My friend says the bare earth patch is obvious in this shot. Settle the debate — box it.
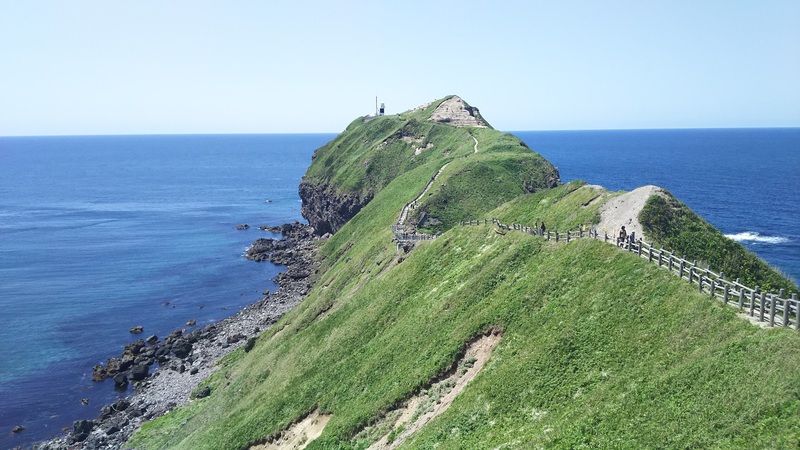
[597,185,666,241]
[428,96,488,128]
[360,329,503,449]
[249,409,332,450]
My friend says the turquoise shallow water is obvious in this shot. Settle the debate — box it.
[0,134,334,448]
[0,129,797,448]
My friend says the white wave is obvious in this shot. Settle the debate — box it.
[725,231,789,244]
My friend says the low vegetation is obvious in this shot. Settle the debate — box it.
[640,192,797,292]
[129,98,800,449]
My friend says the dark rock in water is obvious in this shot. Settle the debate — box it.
[92,364,108,382]
[236,224,250,230]
[186,319,196,326]
[194,386,211,399]
[146,334,159,344]
[12,425,25,433]
[130,364,149,381]
[81,398,90,406]
[113,373,129,389]
[129,325,144,334]
[124,339,146,356]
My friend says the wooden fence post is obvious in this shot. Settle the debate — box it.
[769,292,777,326]
[759,289,767,322]
[689,264,695,284]
[679,259,685,279]
[779,289,788,327]
[738,287,745,310]
[724,284,729,304]
[751,286,759,316]
[710,279,716,299]
[648,245,653,263]
[638,239,643,257]
[555,231,559,242]
[699,274,704,293]
[658,248,664,266]
[567,230,570,243]
[794,294,799,331]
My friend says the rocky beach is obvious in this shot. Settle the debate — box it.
[34,223,321,450]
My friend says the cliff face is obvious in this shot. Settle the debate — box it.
[298,180,372,236]
[298,95,560,236]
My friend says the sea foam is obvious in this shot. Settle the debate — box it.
[725,231,789,244]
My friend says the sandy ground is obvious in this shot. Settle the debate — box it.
[249,410,331,450]
[597,185,666,241]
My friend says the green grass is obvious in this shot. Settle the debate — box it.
[129,223,800,449]
[128,101,800,449]
[640,192,798,292]
[491,180,608,231]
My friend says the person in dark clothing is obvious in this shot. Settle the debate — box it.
[540,222,546,235]
[618,226,627,246]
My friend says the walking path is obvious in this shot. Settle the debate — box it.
[460,217,800,332]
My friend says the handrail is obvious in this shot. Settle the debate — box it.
[459,217,799,332]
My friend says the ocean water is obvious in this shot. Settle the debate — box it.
[0,134,334,448]
[0,129,797,448]
[513,128,800,285]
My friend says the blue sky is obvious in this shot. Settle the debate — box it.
[1,1,798,135]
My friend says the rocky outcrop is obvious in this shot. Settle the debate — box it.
[39,222,322,450]
[428,96,489,128]
[299,180,372,236]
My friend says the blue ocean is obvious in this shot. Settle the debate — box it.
[0,129,798,448]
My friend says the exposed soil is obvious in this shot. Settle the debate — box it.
[248,409,332,450]
[597,185,666,241]
[358,329,503,449]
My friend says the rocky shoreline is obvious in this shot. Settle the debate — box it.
[34,222,321,450]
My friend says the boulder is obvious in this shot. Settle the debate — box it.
[71,419,94,442]
[171,339,192,359]
[113,373,129,389]
[92,364,107,382]
[124,339,146,356]
[130,365,149,381]
[129,325,144,334]
[145,334,159,344]
[194,386,211,399]
[12,425,24,433]
[186,319,196,326]
[226,333,247,345]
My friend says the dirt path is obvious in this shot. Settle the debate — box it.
[597,185,666,241]
[471,135,478,153]
[396,163,450,228]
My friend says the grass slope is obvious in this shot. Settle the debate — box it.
[640,192,797,292]
[130,204,800,449]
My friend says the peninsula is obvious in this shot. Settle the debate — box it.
[52,96,800,449]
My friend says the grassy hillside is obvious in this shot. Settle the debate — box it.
[640,192,797,292]
[128,99,799,449]
[129,168,800,449]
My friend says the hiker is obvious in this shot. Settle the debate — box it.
[618,226,627,246]
[540,222,546,236]
[629,231,636,248]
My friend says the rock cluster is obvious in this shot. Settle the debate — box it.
[37,222,321,450]
[299,180,370,236]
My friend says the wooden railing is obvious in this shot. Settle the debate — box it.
[460,218,799,331]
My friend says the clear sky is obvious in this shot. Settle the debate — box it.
[1,1,798,135]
